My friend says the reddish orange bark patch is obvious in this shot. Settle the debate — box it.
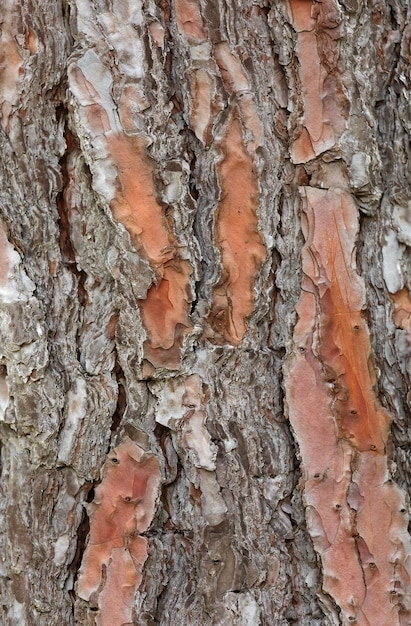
[286,289,366,620]
[288,0,345,163]
[69,63,193,367]
[106,133,193,367]
[208,118,266,345]
[287,0,316,32]
[77,438,161,625]
[189,69,214,145]
[107,134,172,266]
[285,187,411,624]
[300,187,390,452]
[214,43,251,95]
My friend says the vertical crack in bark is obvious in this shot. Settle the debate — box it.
[69,485,92,598]
[110,355,125,433]
[56,120,78,269]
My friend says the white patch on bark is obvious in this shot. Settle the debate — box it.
[198,470,227,525]
[237,592,261,625]
[382,228,404,293]
[58,378,87,464]
[153,378,187,429]
[53,535,70,565]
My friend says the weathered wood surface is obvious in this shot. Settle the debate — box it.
[0,0,411,624]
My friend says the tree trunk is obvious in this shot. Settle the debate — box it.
[1,0,411,624]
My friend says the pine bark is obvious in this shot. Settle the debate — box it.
[0,1,411,625]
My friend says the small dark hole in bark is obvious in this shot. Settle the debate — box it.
[86,486,95,503]
[111,457,119,464]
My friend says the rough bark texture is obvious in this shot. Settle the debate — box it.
[0,0,411,625]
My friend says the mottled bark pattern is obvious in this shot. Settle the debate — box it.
[0,0,410,625]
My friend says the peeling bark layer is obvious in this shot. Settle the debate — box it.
[282,0,411,623]
[77,437,161,626]
[285,187,411,624]
[287,0,346,163]
[0,0,411,625]
[208,116,266,344]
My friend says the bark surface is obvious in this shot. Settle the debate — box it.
[0,1,411,625]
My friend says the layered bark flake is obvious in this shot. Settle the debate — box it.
[0,0,24,132]
[77,437,161,626]
[208,117,266,345]
[68,7,194,369]
[284,187,411,624]
[283,2,411,621]
[153,374,217,472]
[287,0,346,163]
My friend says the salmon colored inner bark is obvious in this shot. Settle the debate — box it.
[281,16,411,622]
[288,0,345,163]
[285,187,411,624]
[77,437,161,626]
[208,117,266,344]
[300,188,390,453]
[106,133,193,367]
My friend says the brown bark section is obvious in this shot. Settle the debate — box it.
[68,63,193,369]
[0,0,411,625]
